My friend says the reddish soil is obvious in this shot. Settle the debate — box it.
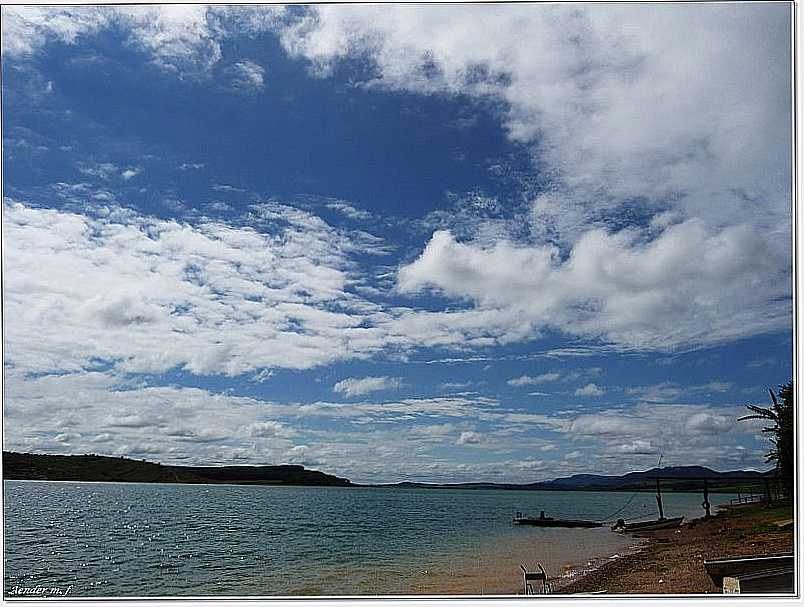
[558,503,794,594]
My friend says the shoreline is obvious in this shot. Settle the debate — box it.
[556,502,794,595]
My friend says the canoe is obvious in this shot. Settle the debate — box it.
[704,552,794,587]
[611,516,684,532]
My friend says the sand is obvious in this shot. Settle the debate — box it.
[557,502,794,595]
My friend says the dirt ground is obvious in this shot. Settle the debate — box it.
[558,502,794,595]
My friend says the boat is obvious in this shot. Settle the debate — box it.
[704,553,794,588]
[611,456,684,533]
[611,515,684,532]
[514,510,603,528]
[722,567,794,594]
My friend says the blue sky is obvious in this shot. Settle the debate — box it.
[2,4,793,483]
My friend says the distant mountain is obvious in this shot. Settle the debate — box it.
[371,466,771,492]
[2,452,352,487]
[3,454,769,491]
[534,466,769,491]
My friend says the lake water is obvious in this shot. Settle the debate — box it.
[3,481,735,597]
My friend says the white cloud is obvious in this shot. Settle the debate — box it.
[3,201,395,377]
[77,161,119,180]
[120,167,141,180]
[274,4,791,354]
[4,5,790,359]
[439,381,472,391]
[574,383,604,397]
[685,412,732,435]
[1,6,285,77]
[508,373,560,387]
[246,420,294,438]
[627,381,734,403]
[279,4,791,235]
[514,458,545,471]
[5,6,791,247]
[226,60,265,94]
[456,430,482,445]
[1,6,112,57]
[397,222,790,352]
[612,440,654,455]
[2,364,769,480]
[325,201,372,221]
[626,382,686,403]
[332,376,403,398]
[701,381,732,393]
[3,369,299,466]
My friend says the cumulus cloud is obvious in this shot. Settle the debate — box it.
[3,201,395,377]
[332,376,403,398]
[612,440,654,455]
[2,363,769,480]
[626,382,687,403]
[397,222,790,352]
[685,412,732,435]
[627,381,735,403]
[246,420,293,438]
[439,381,472,391]
[574,383,604,397]
[273,4,791,355]
[1,6,285,77]
[5,5,791,237]
[3,369,299,466]
[279,4,791,234]
[325,201,372,221]
[456,431,482,445]
[508,373,560,387]
[4,4,791,359]
[0,4,790,483]
[226,60,265,94]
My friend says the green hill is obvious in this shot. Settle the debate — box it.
[2,452,352,487]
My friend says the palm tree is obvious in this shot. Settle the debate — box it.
[739,381,793,493]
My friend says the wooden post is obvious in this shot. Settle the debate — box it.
[764,478,774,506]
[656,477,665,520]
[702,479,711,518]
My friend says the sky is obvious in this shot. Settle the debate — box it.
[1,3,794,484]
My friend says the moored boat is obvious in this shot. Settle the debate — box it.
[611,515,684,532]
[611,458,684,533]
[514,510,603,528]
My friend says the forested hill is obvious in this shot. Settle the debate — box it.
[2,452,352,487]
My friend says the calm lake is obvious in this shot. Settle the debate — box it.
[4,481,735,596]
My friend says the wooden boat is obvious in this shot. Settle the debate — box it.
[514,511,603,528]
[611,457,684,533]
[704,552,794,588]
[611,515,684,532]
[722,567,794,594]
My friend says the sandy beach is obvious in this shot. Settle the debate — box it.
[557,501,794,595]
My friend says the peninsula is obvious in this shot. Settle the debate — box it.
[2,452,352,487]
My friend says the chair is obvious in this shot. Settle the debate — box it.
[520,562,552,594]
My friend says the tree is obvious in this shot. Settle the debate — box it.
[739,381,794,493]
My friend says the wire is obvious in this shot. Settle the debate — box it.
[599,491,643,523]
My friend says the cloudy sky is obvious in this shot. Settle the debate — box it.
[2,4,793,483]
